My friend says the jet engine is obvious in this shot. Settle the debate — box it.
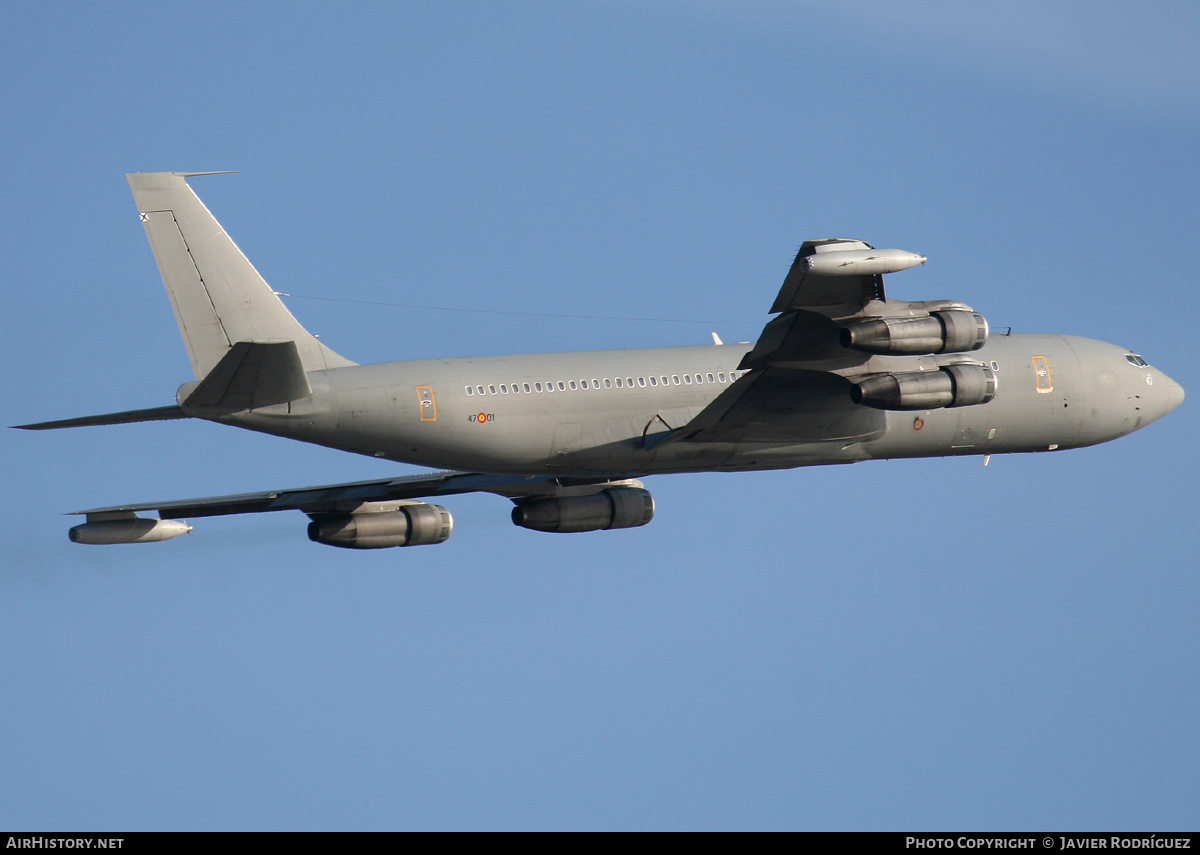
[852,364,997,410]
[841,310,988,355]
[512,487,655,534]
[307,503,453,549]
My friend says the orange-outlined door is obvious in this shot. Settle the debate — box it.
[1031,356,1053,393]
[416,385,437,421]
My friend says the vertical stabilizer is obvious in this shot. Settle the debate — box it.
[127,172,355,379]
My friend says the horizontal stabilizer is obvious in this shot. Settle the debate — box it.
[181,340,311,410]
[14,405,188,431]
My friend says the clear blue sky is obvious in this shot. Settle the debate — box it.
[2,1,1197,831]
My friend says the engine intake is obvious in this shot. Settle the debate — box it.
[852,364,997,410]
[512,488,655,534]
[841,310,988,355]
[308,503,453,549]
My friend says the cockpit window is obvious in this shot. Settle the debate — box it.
[1125,354,1149,367]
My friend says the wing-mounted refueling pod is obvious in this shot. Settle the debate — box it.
[798,247,927,277]
[69,512,193,545]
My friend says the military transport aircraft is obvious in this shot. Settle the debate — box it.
[17,172,1184,549]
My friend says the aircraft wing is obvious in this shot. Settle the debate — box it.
[769,238,888,313]
[665,367,885,445]
[662,237,928,446]
[73,470,643,519]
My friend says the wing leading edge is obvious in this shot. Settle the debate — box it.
[73,471,646,519]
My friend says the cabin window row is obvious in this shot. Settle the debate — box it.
[465,371,744,397]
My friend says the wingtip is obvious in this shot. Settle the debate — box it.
[124,170,240,179]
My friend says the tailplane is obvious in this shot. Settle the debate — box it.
[127,171,355,379]
[15,341,311,430]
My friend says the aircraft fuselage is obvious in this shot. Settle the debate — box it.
[215,331,1181,477]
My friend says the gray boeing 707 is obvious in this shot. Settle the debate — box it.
[16,172,1184,549]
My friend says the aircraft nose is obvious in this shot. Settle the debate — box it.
[1165,374,1185,413]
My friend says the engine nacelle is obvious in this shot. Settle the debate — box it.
[841,310,988,355]
[852,364,997,410]
[512,487,655,534]
[307,503,453,549]
[69,516,193,544]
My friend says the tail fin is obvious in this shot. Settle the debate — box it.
[127,172,355,379]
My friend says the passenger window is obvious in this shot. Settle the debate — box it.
[476,385,485,395]
[649,376,658,386]
[718,372,726,383]
[466,386,474,396]
[615,378,622,388]
[557,381,565,391]
[569,380,577,390]
[706,373,714,383]
[535,382,543,392]
[604,378,612,389]
[523,383,531,393]
[638,377,646,387]
[488,385,496,395]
